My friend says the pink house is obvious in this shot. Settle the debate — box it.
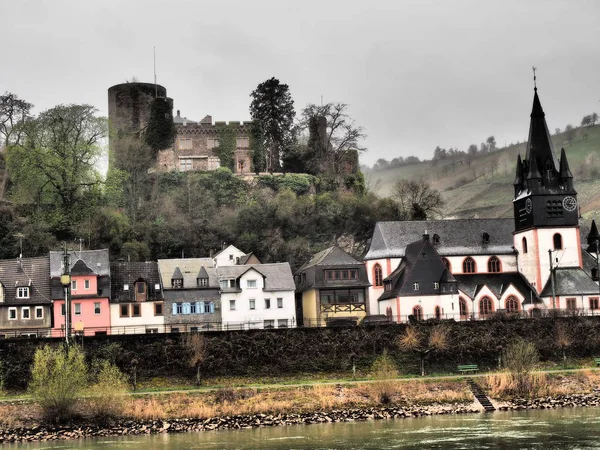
[50,250,111,336]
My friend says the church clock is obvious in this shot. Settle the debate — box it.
[562,196,577,212]
[525,198,533,214]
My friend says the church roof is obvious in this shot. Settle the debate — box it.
[540,267,599,297]
[455,272,541,304]
[525,88,559,174]
[364,219,515,260]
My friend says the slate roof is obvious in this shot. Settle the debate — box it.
[454,272,541,304]
[0,256,51,305]
[110,261,163,303]
[238,253,259,265]
[378,237,457,301]
[581,250,598,280]
[364,219,516,260]
[540,267,600,297]
[157,258,218,290]
[71,259,94,275]
[298,246,364,271]
[49,249,110,277]
[217,263,295,291]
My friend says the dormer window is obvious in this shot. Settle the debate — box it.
[384,281,392,292]
[154,283,161,290]
[413,282,419,290]
[16,286,30,299]
[482,232,490,244]
[433,234,440,244]
[434,282,439,289]
[197,278,208,287]
[135,281,147,302]
[172,279,183,289]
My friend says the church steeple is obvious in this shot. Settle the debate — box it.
[587,219,600,253]
[525,89,559,185]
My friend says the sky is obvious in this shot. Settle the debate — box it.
[2,0,599,166]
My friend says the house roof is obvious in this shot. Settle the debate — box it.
[238,253,260,265]
[213,244,244,259]
[378,237,457,301]
[110,261,163,303]
[217,263,295,291]
[197,266,209,279]
[540,267,600,297]
[454,272,541,304]
[298,246,363,271]
[0,256,51,305]
[49,249,110,277]
[157,258,218,290]
[364,219,516,260]
[71,259,94,275]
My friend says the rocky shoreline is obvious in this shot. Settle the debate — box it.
[498,393,600,411]
[0,403,478,443]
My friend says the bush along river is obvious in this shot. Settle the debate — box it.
[4,407,600,449]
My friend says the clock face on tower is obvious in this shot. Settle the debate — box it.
[525,198,533,214]
[563,196,577,212]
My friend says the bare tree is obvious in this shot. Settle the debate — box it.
[184,333,208,386]
[397,326,449,376]
[392,179,444,220]
[554,322,573,368]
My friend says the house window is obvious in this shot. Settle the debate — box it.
[172,279,183,289]
[61,303,66,316]
[124,284,129,291]
[203,302,212,313]
[94,302,101,315]
[136,282,145,294]
[264,298,271,309]
[459,297,468,318]
[264,319,275,329]
[176,303,183,314]
[435,306,441,320]
[84,279,90,290]
[413,282,419,290]
[207,138,220,149]
[74,303,81,315]
[236,137,249,148]
[71,280,77,290]
[412,306,423,321]
[433,282,439,290]
[21,307,30,320]
[190,302,197,314]
[553,233,563,250]
[442,258,451,271]
[522,237,528,254]
[179,138,193,150]
[479,296,493,317]
[249,299,256,310]
[229,300,236,311]
[384,281,392,292]
[463,257,476,273]
[154,303,163,316]
[197,278,208,287]
[325,270,359,280]
[590,298,599,310]
[566,298,577,310]
[277,298,283,308]
[487,256,501,273]
[278,319,288,328]
[35,306,43,319]
[373,264,383,287]
[16,287,30,299]
[8,307,16,320]
[506,296,519,312]
[179,158,193,172]
[132,304,141,317]
[247,279,257,288]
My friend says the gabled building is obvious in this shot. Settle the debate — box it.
[157,258,220,331]
[0,256,51,337]
[110,261,164,333]
[295,246,371,326]
[213,245,260,268]
[50,249,111,336]
[218,263,296,329]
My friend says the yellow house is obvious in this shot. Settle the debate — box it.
[295,246,371,326]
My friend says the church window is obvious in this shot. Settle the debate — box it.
[434,306,441,320]
[479,296,493,317]
[487,256,501,273]
[566,298,577,310]
[463,257,476,273]
[590,298,599,310]
[505,296,519,312]
[373,264,383,287]
[553,233,563,250]
[412,305,423,321]
[459,297,468,319]
[522,237,528,254]
[442,258,451,271]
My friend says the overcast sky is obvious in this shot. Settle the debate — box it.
[2,0,599,166]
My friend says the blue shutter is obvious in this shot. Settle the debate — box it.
[196,302,201,314]
[183,302,190,315]
[172,303,178,315]
[210,302,215,314]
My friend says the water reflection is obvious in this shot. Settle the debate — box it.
[10,408,600,450]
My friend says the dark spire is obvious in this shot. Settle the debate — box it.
[513,154,523,196]
[525,89,559,177]
[527,149,542,181]
[587,219,600,253]
[559,148,573,179]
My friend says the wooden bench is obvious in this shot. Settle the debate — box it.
[457,364,479,374]
[594,358,600,367]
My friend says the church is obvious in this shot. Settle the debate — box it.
[364,87,600,321]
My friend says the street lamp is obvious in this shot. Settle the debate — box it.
[60,246,71,345]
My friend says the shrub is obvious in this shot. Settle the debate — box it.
[369,350,399,405]
[502,339,540,397]
[87,360,128,423]
[29,345,87,423]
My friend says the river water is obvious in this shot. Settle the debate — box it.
[8,408,600,449]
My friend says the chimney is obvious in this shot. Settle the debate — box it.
[177,109,181,117]
[423,230,430,241]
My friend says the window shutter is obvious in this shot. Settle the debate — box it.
[196,302,201,314]
[172,303,178,315]
[210,302,215,314]
[183,302,191,314]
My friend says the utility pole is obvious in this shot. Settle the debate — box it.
[60,244,71,345]
[549,249,556,309]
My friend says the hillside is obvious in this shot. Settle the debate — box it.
[367,124,600,219]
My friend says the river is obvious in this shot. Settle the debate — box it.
[8,408,600,449]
